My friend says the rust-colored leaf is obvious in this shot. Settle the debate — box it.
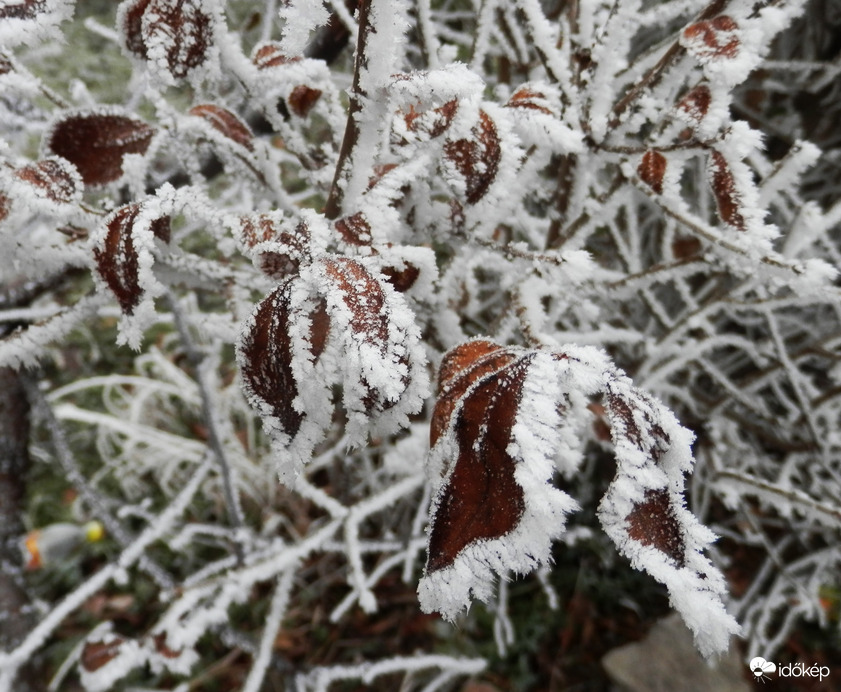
[239,214,312,279]
[606,392,671,463]
[252,41,299,69]
[119,0,151,58]
[46,112,154,186]
[444,110,501,205]
[626,488,686,567]
[709,150,745,230]
[189,104,254,151]
[151,632,181,659]
[93,203,170,314]
[677,83,711,122]
[94,204,142,315]
[334,212,371,246]
[239,282,305,438]
[14,158,81,204]
[288,85,322,118]
[405,99,458,139]
[426,352,533,573]
[80,638,125,672]
[506,86,554,115]
[637,150,667,195]
[141,0,213,80]
[380,262,420,293]
[682,15,740,60]
[0,53,12,75]
[322,257,388,345]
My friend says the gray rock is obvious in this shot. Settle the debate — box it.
[601,613,749,692]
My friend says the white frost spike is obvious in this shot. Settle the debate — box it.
[278,0,330,56]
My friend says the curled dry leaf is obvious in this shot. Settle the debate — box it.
[93,202,170,315]
[682,16,740,61]
[46,110,155,186]
[709,150,745,230]
[638,150,667,195]
[444,110,501,205]
[420,340,577,619]
[189,104,254,152]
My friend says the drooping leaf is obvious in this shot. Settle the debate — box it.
[709,149,745,230]
[419,340,739,656]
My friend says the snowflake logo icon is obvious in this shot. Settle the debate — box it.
[750,657,776,683]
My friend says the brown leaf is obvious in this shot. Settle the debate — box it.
[238,214,312,279]
[444,110,501,205]
[80,638,125,672]
[427,347,534,573]
[637,150,667,195]
[626,488,686,567]
[93,203,170,314]
[0,53,12,75]
[288,85,322,118]
[404,99,459,139]
[119,0,151,58]
[709,150,745,230]
[189,104,254,151]
[677,83,711,122]
[46,112,155,186]
[682,15,740,60]
[606,392,671,462]
[14,158,81,204]
[506,86,554,115]
[252,41,299,69]
[379,262,420,293]
[142,0,213,79]
[240,285,302,437]
[334,212,372,246]
[151,632,181,659]
[322,258,388,346]
[0,0,46,20]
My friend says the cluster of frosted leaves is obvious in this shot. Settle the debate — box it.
[419,339,738,658]
[116,0,223,85]
[388,66,580,237]
[0,0,74,48]
[236,212,430,484]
